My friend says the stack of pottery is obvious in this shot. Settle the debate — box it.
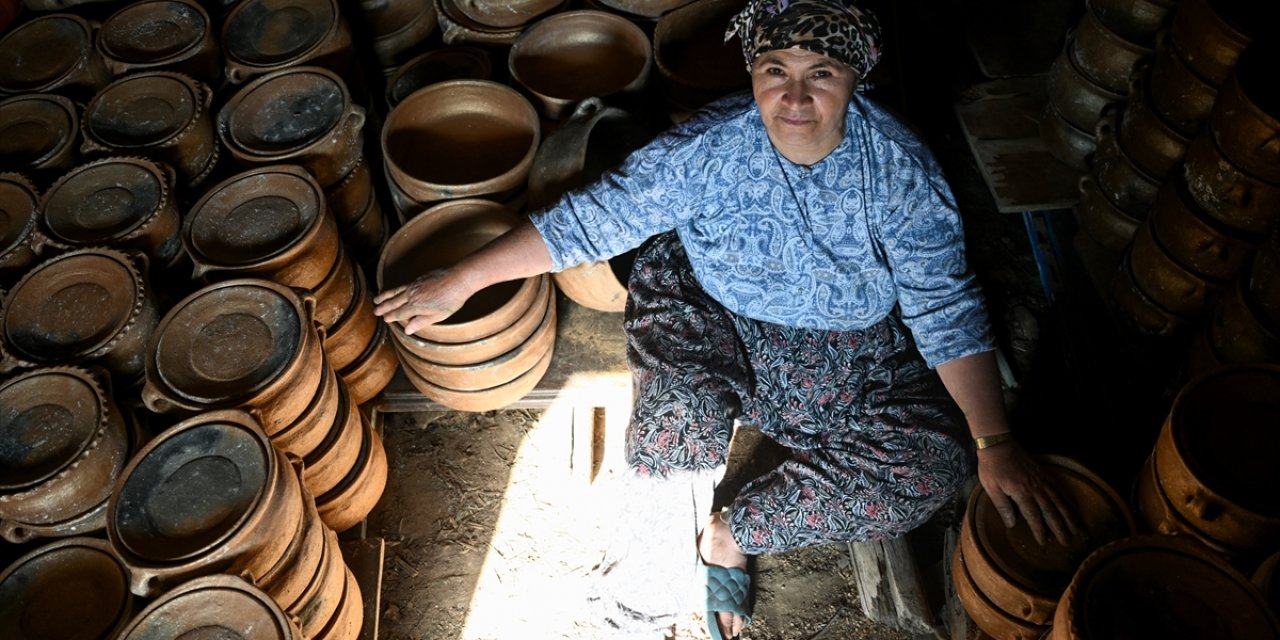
[95,0,224,85]
[378,199,557,411]
[434,0,557,46]
[1134,364,1280,570]
[0,13,110,102]
[0,537,139,640]
[0,93,81,187]
[115,575,302,640]
[355,0,438,72]
[1188,230,1280,370]
[0,173,44,286]
[220,0,354,85]
[0,366,141,544]
[953,455,1135,639]
[106,410,364,639]
[653,0,751,122]
[385,46,493,109]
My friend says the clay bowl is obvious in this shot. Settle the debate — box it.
[401,339,554,411]
[960,455,1135,626]
[313,565,363,640]
[0,93,80,182]
[1088,0,1179,45]
[1208,277,1280,365]
[183,165,340,291]
[323,262,378,371]
[1075,173,1141,256]
[290,526,352,637]
[381,80,540,204]
[108,409,305,597]
[222,0,353,84]
[97,0,222,83]
[1169,0,1251,86]
[326,156,374,230]
[40,156,181,265]
[1117,73,1191,180]
[269,364,340,458]
[1091,112,1160,219]
[310,246,358,330]
[368,0,438,70]
[1069,7,1153,94]
[1040,103,1096,171]
[143,278,326,433]
[1183,126,1280,237]
[1049,42,1126,133]
[315,414,388,532]
[81,71,216,187]
[593,0,693,18]
[0,537,137,640]
[435,0,527,47]
[1148,38,1219,136]
[338,319,399,405]
[1210,43,1280,184]
[0,13,110,101]
[1109,252,1193,338]
[1249,232,1280,329]
[508,10,652,121]
[451,0,559,28]
[257,491,326,610]
[0,173,45,281]
[653,0,752,117]
[386,46,492,109]
[301,377,363,497]
[377,198,541,343]
[116,574,303,640]
[1155,364,1280,551]
[398,278,556,390]
[951,545,1048,640]
[1,248,159,381]
[0,366,129,536]
[1133,452,1245,562]
[395,272,549,366]
[1127,217,1225,318]
[1148,170,1258,281]
[1052,535,1280,639]
[219,66,366,188]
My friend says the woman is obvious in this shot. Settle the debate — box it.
[375,1,1076,637]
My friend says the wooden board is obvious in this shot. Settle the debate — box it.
[340,537,386,640]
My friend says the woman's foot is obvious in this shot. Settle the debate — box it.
[699,511,750,639]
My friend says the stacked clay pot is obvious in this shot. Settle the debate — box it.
[953,455,1135,639]
[116,575,303,640]
[0,173,45,287]
[0,13,110,102]
[0,536,139,640]
[434,0,558,47]
[221,0,354,85]
[385,46,493,109]
[95,0,224,85]
[354,0,438,72]
[0,93,81,188]
[653,0,752,122]
[378,199,557,411]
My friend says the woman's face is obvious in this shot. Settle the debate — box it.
[751,47,858,166]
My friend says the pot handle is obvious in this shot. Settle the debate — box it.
[141,378,200,415]
[0,519,36,544]
[345,104,366,133]
[80,135,111,157]
[226,64,246,85]
[198,80,214,110]
[1186,489,1226,522]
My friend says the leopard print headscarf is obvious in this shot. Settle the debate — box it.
[725,0,882,79]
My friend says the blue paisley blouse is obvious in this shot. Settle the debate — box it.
[530,91,994,368]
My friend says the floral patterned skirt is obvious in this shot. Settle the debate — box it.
[623,232,972,553]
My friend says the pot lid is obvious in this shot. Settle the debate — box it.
[0,94,77,172]
[0,15,91,93]
[0,174,39,256]
[86,73,198,148]
[119,574,297,640]
[100,0,209,64]
[42,158,167,244]
[3,250,141,363]
[186,167,322,266]
[0,537,133,640]
[228,69,345,155]
[0,368,105,492]
[224,0,334,66]
[112,417,269,562]
[973,455,1133,597]
[153,281,303,403]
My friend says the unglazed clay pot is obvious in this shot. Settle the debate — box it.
[1210,42,1280,185]
[1089,0,1179,45]
[1069,8,1153,94]
[385,46,491,108]
[1168,0,1252,86]
[1147,170,1258,281]
[0,13,110,101]
[1148,38,1219,136]
[0,93,80,183]
[1183,126,1280,236]
[0,537,138,640]
[1207,282,1280,371]
[116,574,303,640]
[368,0,438,70]
[222,0,353,84]
[451,0,558,28]
[337,319,398,405]
[323,261,379,372]
[301,378,363,498]
[653,0,751,118]
[1109,252,1193,338]
[1126,217,1224,318]
[97,0,222,83]
[952,545,1047,640]
[1040,103,1095,171]
[314,411,387,532]
[1118,73,1191,180]
[1049,43,1126,133]
[0,173,46,283]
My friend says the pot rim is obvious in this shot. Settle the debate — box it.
[40,155,176,246]
[0,14,94,93]
[222,0,341,69]
[0,93,79,170]
[98,0,212,65]
[220,65,354,159]
[84,71,211,150]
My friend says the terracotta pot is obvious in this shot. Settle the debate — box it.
[951,545,1047,640]
[381,80,540,204]
[435,0,526,46]
[0,537,138,640]
[451,0,559,28]
[1249,232,1280,329]
[361,0,432,35]
[40,156,182,264]
[183,165,341,291]
[1,248,159,381]
[377,198,542,343]
[1117,73,1191,179]
[0,93,80,182]
[1154,364,1280,551]
[326,156,374,230]
[394,272,550,366]
[312,565,364,640]
[369,0,438,70]
[1069,8,1153,94]
[1148,39,1219,137]
[1148,170,1258,281]
[1076,171,1141,257]
[1183,126,1280,236]
[653,0,751,117]
[290,527,357,638]
[338,319,399,405]
[1210,45,1280,184]
[508,11,652,121]
[593,0,693,18]
[315,413,388,532]
[0,14,111,101]
[310,246,358,330]
[959,455,1135,627]
[1041,103,1096,171]
[324,262,379,371]
[1052,535,1279,640]
[219,66,366,188]
[143,278,326,434]
[108,410,306,597]
[258,491,326,610]
[1169,0,1251,86]
[1088,0,1179,45]
[0,173,45,282]
[1133,452,1244,562]
[398,279,556,390]
[1049,43,1126,133]
[81,71,217,187]
[301,378,363,497]
[1127,218,1224,317]
[117,574,303,640]
[401,339,554,411]
[97,0,222,83]
[386,46,492,109]
[269,364,340,458]
[1208,278,1280,365]
[1109,252,1193,338]
[1091,112,1160,218]
[0,367,129,539]
[343,192,389,262]
[222,0,353,84]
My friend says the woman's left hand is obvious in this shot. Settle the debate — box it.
[976,442,1080,546]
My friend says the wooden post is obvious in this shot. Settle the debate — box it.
[849,536,946,639]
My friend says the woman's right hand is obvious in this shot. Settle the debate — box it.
[373,269,471,335]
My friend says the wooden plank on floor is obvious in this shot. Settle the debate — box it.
[849,537,946,639]
[340,537,386,640]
